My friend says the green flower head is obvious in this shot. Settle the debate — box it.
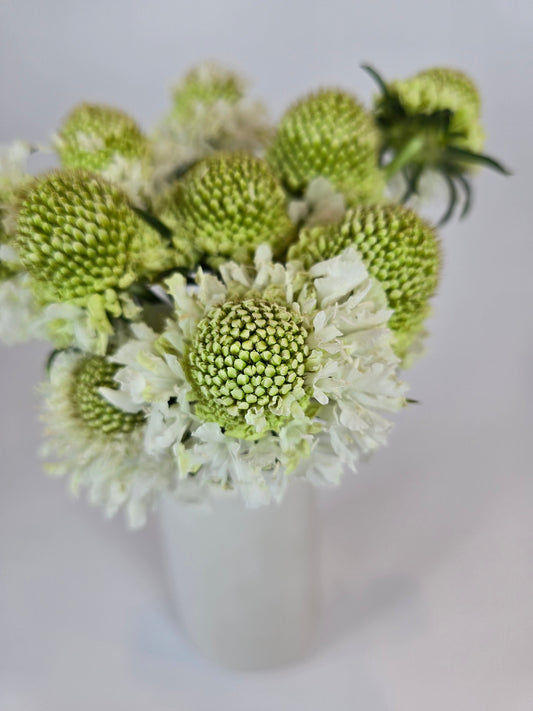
[289,203,441,362]
[56,103,148,173]
[72,355,145,435]
[14,170,170,313]
[374,67,484,158]
[41,349,171,528]
[365,65,509,224]
[266,89,385,203]
[160,153,294,267]
[171,62,246,124]
[187,298,310,438]
[155,63,271,178]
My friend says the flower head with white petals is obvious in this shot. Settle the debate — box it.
[1,59,499,528]
[113,246,407,506]
[41,350,177,527]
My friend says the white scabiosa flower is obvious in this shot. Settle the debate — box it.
[0,258,119,352]
[54,103,151,204]
[41,351,177,527]
[166,62,272,149]
[151,62,273,189]
[113,246,407,505]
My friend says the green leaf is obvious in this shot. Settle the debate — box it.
[456,174,473,219]
[132,206,173,241]
[401,164,423,203]
[445,146,512,175]
[361,64,391,99]
[437,173,458,227]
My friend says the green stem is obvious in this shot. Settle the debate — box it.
[129,282,167,304]
[384,137,425,180]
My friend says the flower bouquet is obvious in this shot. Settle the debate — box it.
[0,61,507,668]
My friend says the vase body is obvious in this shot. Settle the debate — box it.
[157,481,319,670]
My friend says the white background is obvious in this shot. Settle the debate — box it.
[1,1,532,709]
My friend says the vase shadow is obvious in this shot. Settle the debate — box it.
[319,573,426,651]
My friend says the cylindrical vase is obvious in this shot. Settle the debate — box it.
[158,481,319,670]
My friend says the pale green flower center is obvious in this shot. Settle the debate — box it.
[266,89,384,203]
[161,153,293,267]
[72,356,144,435]
[15,171,141,302]
[187,299,310,436]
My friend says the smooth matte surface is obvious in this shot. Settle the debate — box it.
[1,1,532,709]
[158,484,318,670]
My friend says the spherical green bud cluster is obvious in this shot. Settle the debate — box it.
[164,153,294,267]
[375,67,484,160]
[187,299,310,437]
[171,63,245,124]
[57,103,148,172]
[289,204,440,360]
[266,89,384,203]
[72,355,145,435]
[15,170,146,303]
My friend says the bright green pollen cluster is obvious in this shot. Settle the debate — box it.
[188,299,310,437]
[57,103,148,172]
[15,171,143,303]
[163,153,294,267]
[289,204,440,359]
[171,64,244,124]
[266,89,384,203]
[375,67,484,158]
[72,355,144,435]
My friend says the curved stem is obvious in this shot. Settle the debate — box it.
[46,348,65,374]
[384,137,425,180]
[132,206,173,242]
[437,173,458,227]
[129,282,167,305]
[456,174,473,219]
[361,64,391,99]
[444,146,512,175]
[401,164,423,203]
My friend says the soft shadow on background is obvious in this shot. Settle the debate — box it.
[1,1,532,709]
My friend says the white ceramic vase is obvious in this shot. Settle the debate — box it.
[157,481,320,670]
